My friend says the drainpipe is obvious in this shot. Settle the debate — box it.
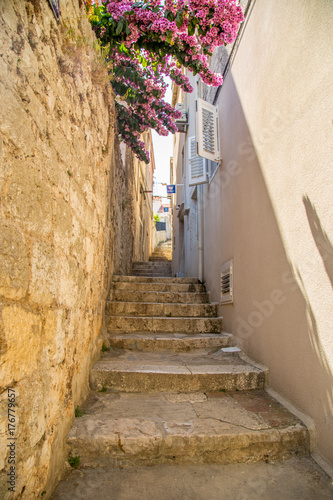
[198,184,204,283]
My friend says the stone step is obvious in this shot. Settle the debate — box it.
[150,250,172,253]
[112,282,206,293]
[113,276,199,284]
[132,269,172,274]
[107,315,223,334]
[132,267,172,277]
[152,250,172,253]
[90,350,264,392]
[132,261,171,269]
[132,264,171,267]
[111,290,210,304]
[149,258,172,262]
[132,270,172,275]
[107,333,233,351]
[150,252,172,256]
[67,390,308,468]
[132,273,173,278]
[106,302,219,318]
[132,270,172,276]
[132,269,172,278]
[151,252,172,255]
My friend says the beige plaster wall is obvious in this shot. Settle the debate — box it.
[202,0,333,466]
[0,0,137,497]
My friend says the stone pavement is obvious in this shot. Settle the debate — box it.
[53,458,333,499]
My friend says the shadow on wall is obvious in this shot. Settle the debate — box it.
[209,72,333,465]
[303,195,333,289]
[294,266,333,434]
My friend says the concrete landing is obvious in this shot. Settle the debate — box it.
[67,390,308,467]
[52,458,333,500]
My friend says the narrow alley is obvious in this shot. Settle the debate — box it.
[53,242,332,499]
[0,1,332,499]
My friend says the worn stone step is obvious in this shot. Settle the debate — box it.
[133,261,172,267]
[132,269,172,275]
[149,257,172,261]
[132,273,173,278]
[90,350,264,392]
[111,290,210,304]
[112,282,206,293]
[132,270,171,274]
[150,255,172,258]
[150,252,172,255]
[107,315,223,334]
[131,271,172,275]
[151,253,172,256]
[113,276,199,284]
[106,302,218,318]
[131,276,173,279]
[67,390,308,468]
[132,266,172,272]
[107,333,233,351]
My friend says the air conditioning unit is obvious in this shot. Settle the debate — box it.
[175,102,188,132]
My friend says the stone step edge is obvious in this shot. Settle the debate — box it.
[110,291,209,296]
[106,333,233,351]
[90,365,265,393]
[106,300,219,307]
[113,276,199,282]
[105,331,232,338]
[109,314,223,320]
[109,293,210,304]
[112,284,206,290]
[108,315,222,320]
[67,426,309,468]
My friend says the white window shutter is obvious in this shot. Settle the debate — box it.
[188,136,207,186]
[196,98,220,162]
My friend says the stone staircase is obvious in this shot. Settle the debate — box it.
[64,262,309,472]
[149,239,172,262]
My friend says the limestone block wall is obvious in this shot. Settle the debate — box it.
[132,131,155,263]
[0,0,135,497]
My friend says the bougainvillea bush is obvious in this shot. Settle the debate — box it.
[86,0,244,162]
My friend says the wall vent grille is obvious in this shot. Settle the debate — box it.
[220,259,233,304]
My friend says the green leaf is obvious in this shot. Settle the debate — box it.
[116,18,124,35]
[175,10,184,28]
[188,22,195,36]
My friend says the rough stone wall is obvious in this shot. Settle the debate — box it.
[0,0,135,497]
[132,130,155,263]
